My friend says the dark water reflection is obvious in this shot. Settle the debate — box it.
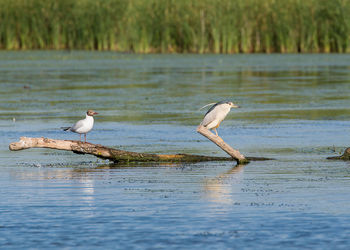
[1,52,350,249]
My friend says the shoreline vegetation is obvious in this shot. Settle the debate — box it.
[0,0,349,53]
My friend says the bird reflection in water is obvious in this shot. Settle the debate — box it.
[204,164,245,204]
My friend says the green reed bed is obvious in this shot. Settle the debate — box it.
[0,0,349,53]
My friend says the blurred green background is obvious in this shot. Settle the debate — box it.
[1,0,349,53]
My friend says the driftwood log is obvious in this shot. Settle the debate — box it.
[327,147,350,161]
[9,137,232,163]
[9,133,271,164]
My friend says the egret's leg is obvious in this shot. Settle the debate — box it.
[80,134,81,141]
[84,134,87,142]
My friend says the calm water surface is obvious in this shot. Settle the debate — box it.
[1,52,350,249]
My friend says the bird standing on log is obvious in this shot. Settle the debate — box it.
[61,110,98,142]
[200,101,240,136]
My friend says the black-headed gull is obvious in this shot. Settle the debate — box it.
[62,110,98,142]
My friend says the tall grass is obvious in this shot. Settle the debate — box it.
[0,0,349,53]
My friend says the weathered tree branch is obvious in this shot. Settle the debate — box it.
[196,125,249,164]
[9,136,272,163]
[9,137,234,163]
[327,147,350,161]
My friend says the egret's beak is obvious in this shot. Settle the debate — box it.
[232,104,240,108]
[93,112,99,115]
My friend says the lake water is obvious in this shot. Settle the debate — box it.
[1,52,350,249]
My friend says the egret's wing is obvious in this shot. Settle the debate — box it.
[70,119,84,132]
[204,101,226,116]
[201,106,220,126]
[198,102,217,111]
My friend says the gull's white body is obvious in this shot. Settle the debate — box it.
[69,114,94,134]
[63,110,98,142]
